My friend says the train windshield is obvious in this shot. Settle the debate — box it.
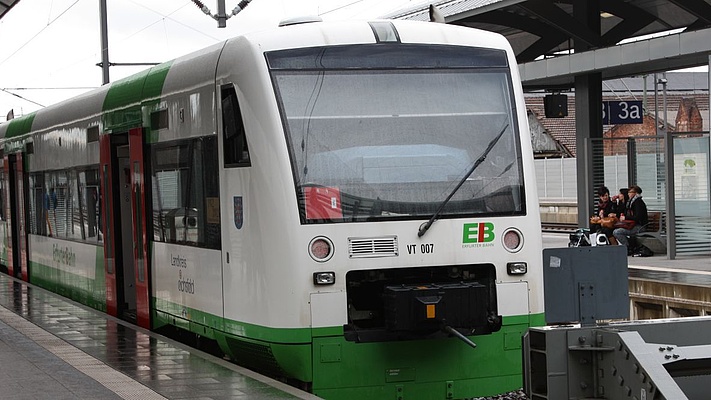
[267,44,525,223]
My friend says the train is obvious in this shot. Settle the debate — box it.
[0,18,544,399]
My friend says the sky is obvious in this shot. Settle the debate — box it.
[0,0,422,122]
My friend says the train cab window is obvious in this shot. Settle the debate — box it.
[269,45,525,224]
[221,85,250,167]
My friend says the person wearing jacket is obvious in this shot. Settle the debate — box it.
[610,188,628,217]
[590,185,617,243]
[613,185,649,253]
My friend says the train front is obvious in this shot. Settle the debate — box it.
[264,20,543,400]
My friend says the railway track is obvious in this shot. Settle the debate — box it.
[541,222,578,233]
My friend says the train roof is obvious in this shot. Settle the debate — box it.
[238,19,512,53]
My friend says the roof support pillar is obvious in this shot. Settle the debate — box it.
[575,73,604,226]
[573,1,603,227]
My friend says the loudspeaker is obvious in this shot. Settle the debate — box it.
[544,94,568,118]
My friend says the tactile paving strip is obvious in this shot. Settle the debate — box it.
[0,305,166,400]
[0,274,320,400]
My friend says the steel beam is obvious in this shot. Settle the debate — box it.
[524,317,711,399]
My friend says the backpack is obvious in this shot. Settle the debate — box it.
[632,244,654,257]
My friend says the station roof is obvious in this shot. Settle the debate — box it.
[385,0,711,63]
[385,0,711,90]
[0,0,21,21]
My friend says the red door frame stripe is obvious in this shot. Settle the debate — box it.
[99,134,118,317]
[129,127,150,329]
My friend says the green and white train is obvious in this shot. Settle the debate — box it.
[0,19,544,399]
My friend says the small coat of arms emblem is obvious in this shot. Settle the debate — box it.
[233,196,243,229]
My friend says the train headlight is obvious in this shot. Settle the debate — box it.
[507,262,527,275]
[313,271,336,285]
[309,236,334,262]
[502,228,523,253]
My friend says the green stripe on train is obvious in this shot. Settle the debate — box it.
[153,297,545,399]
[29,262,107,312]
[28,246,107,312]
[102,61,172,135]
[153,297,315,343]
[153,297,545,344]
[4,113,36,139]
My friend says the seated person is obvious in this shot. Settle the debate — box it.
[590,185,616,243]
[611,188,628,217]
[613,185,649,254]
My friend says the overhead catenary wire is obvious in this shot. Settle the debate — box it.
[0,88,44,107]
[2,0,222,78]
[55,1,217,79]
[0,0,224,112]
[0,0,82,68]
[123,0,222,42]
[317,0,414,18]
[2,87,97,90]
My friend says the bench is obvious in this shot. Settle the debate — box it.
[634,211,666,254]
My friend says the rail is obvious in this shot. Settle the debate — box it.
[541,222,578,233]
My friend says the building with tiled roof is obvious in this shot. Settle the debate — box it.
[526,72,709,158]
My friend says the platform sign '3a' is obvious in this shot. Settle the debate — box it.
[602,101,643,124]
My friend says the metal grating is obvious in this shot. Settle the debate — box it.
[348,236,398,258]
[675,216,711,256]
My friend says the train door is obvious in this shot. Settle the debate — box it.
[100,134,119,317]
[128,127,150,328]
[100,128,151,329]
[4,153,28,281]
[0,158,6,274]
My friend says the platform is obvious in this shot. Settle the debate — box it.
[542,232,711,274]
[544,232,711,320]
[0,273,319,400]
[0,236,707,400]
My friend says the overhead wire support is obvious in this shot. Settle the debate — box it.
[0,88,45,108]
[96,62,161,68]
[190,0,254,28]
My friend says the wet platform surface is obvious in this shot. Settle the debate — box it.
[628,268,711,286]
[0,273,319,400]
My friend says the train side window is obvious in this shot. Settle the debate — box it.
[45,172,65,238]
[150,137,220,250]
[67,170,83,241]
[28,173,46,236]
[221,85,250,167]
[79,169,102,242]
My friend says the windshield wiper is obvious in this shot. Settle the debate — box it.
[417,123,510,238]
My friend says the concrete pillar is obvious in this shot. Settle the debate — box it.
[575,73,604,226]
[573,1,603,226]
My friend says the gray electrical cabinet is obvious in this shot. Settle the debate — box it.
[543,246,629,325]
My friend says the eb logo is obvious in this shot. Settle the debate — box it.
[463,222,495,243]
